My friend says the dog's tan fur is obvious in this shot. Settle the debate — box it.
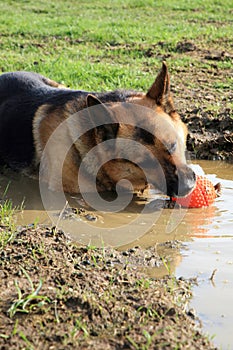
[31,62,194,196]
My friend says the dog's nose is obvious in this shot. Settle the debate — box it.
[176,165,196,197]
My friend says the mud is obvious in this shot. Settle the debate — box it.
[171,41,233,162]
[0,227,217,350]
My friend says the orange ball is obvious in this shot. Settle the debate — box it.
[172,175,220,208]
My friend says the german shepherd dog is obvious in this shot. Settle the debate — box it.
[0,62,195,196]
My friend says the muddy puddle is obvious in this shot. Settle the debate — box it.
[0,159,233,349]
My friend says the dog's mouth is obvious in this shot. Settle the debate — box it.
[138,163,196,198]
[167,187,193,198]
[166,167,196,197]
[105,159,196,197]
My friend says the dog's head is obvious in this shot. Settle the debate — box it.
[77,62,195,197]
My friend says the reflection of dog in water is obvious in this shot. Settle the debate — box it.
[0,62,195,196]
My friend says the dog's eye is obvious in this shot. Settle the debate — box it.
[166,141,177,154]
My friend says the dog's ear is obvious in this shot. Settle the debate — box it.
[87,94,105,108]
[86,94,119,141]
[146,62,175,115]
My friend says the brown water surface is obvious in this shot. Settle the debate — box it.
[0,160,233,349]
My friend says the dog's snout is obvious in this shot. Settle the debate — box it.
[176,166,196,197]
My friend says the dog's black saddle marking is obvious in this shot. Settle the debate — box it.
[0,71,139,169]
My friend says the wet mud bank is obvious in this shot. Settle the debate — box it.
[0,227,218,349]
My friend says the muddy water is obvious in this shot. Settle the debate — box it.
[0,159,233,349]
[175,161,233,350]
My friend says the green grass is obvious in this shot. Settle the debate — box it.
[0,199,17,248]
[7,265,50,318]
[0,0,232,90]
[0,189,24,249]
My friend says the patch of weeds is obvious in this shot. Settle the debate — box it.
[213,81,232,90]
[0,183,25,249]
[9,319,35,350]
[0,199,17,249]
[0,333,9,339]
[62,316,89,346]
[0,228,15,251]
[7,266,50,318]
[0,199,15,228]
[72,317,89,339]
[54,280,72,299]
[91,253,98,267]
[161,256,172,276]
[142,330,159,349]
[32,217,40,229]
[126,335,139,349]
[86,243,97,251]
[30,240,51,264]
[137,304,162,322]
[127,329,161,350]
[135,278,151,289]
[18,331,34,350]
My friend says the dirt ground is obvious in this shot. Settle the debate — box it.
[0,227,218,350]
[171,41,233,162]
